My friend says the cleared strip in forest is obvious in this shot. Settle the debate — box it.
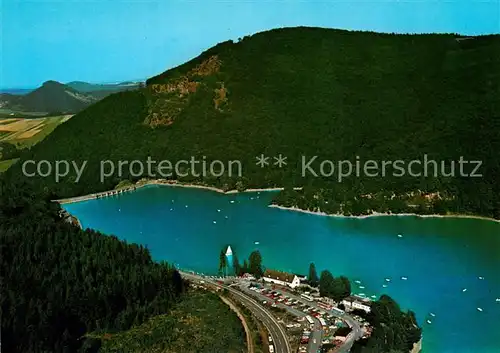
[219,295,254,353]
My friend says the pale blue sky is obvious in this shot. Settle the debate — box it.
[1,0,499,88]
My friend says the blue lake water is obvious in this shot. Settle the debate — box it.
[64,184,500,353]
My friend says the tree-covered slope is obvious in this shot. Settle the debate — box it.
[89,291,246,353]
[351,295,422,353]
[0,181,186,352]
[7,27,500,218]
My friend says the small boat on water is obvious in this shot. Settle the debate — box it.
[230,200,235,203]
[359,286,365,289]
[477,307,483,312]
[385,278,391,282]
[371,295,377,299]
[426,319,432,324]
[225,216,228,219]
[479,276,484,280]
[358,293,365,296]
[213,221,217,224]
[398,234,403,238]
[185,205,188,208]
[401,276,408,280]
[430,312,436,317]
[495,298,500,302]
[355,280,361,284]
[217,209,221,212]
[462,288,467,292]
[254,241,260,245]
[382,284,388,288]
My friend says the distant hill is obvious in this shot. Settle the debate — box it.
[6,27,500,219]
[0,80,142,114]
[0,93,22,108]
[1,80,97,114]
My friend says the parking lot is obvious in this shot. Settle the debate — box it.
[241,283,352,352]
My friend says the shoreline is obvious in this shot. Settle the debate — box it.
[54,179,292,204]
[55,180,500,223]
[268,204,500,224]
[142,180,292,194]
[410,337,423,353]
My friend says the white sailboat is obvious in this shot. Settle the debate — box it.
[225,245,233,256]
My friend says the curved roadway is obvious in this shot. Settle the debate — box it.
[180,271,292,353]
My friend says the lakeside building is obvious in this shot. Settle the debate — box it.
[341,296,372,313]
[263,269,301,289]
[296,275,308,283]
[241,273,256,280]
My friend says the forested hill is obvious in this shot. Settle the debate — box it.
[6,27,500,218]
[0,180,186,352]
[1,80,98,113]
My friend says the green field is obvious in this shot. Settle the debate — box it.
[0,115,72,172]
[0,159,18,172]
[0,115,73,148]
[0,108,48,118]
[0,114,72,148]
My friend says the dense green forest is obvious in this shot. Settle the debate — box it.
[351,295,422,353]
[0,180,244,353]
[5,28,500,219]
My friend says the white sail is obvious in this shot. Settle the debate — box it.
[225,245,233,256]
